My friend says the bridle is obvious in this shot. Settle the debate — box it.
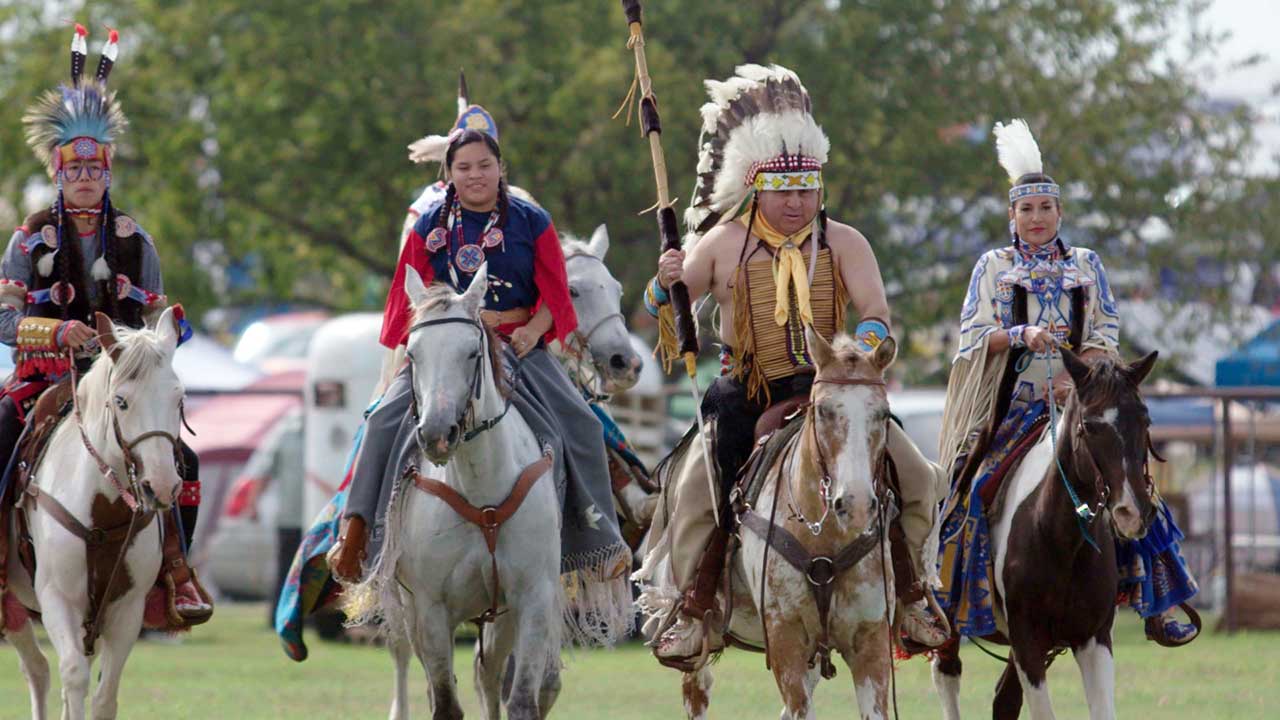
[785,375,888,537]
[562,253,625,400]
[70,349,183,512]
[407,316,516,446]
[1069,408,1159,531]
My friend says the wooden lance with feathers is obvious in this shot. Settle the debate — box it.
[619,0,699,375]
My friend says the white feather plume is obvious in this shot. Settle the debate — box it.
[91,255,111,281]
[993,119,1044,184]
[407,134,450,165]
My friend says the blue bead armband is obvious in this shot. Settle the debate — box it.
[643,276,670,318]
[853,318,890,352]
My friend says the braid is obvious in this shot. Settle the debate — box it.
[55,206,75,320]
[818,207,829,246]
[99,197,120,319]
[438,182,456,231]
[497,178,510,228]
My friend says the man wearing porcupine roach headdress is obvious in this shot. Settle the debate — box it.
[0,24,209,634]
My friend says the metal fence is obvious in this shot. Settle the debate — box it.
[1147,387,1280,633]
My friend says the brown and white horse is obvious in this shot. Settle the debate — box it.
[642,329,899,720]
[932,349,1160,720]
[5,310,185,720]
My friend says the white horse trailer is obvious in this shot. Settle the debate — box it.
[302,313,385,527]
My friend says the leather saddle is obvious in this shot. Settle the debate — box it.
[1,377,76,588]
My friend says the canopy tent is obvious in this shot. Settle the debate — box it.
[1217,319,1280,387]
[175,332,264,393]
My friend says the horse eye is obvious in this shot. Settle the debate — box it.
[569,287,580,299]
[114,396,128,411]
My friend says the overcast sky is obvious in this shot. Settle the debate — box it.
[1196,0,1280,173]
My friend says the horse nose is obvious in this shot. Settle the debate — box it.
[447,425,460,445]
[609,353,628,370]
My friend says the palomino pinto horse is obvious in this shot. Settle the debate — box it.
[5,309,185,720]
[652,329,900,720]
[932,349,1160,720]
[364,264,563,720]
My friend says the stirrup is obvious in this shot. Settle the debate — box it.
[654,611,720,673]
[1145,603,1201,647]
[165,570,214,628]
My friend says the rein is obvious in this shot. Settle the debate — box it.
[25,346,180,655]
[407,316,520,444]
[70,354,145,511]
[741,374,892,680]
[785,376,886,536]
[562,252,625,401]
[1040,352,1105,553]
[69,348,183,511]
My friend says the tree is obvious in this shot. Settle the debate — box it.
[0,1,1273,381]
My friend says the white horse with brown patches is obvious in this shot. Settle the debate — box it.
[5,310,185,720]
[640,329,899,720]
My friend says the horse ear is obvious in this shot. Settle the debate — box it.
[94,311,121,362]
[155,306,178,350]
[806,325,835,369]
[403,265,430,308]
[1060,346,1091,388]
[871,335,897,373]
[460,263,488,315]
[587,224,609,259]
[1126,350,1158,385]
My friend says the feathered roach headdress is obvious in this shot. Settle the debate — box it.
[24,24,126,173]
[683,64,829,249]
[406,70,500,165]
[993,119,1058,204]
[22,24,128,280]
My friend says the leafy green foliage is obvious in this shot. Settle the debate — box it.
[0,1,1273,380]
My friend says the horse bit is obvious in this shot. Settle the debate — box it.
[563,253,624,400]
[406,316,517,446]
[786,376,889,537]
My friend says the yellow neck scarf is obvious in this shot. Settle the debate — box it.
[740,209,815,326]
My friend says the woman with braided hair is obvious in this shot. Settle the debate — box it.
[328,127,631,637]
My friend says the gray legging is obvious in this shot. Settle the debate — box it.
[343,365,413,535]
[343,350,627,573]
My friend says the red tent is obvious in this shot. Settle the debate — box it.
[185,371,304,463]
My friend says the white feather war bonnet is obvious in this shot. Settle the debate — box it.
[683,64,829,250]
[994,119,1059,204]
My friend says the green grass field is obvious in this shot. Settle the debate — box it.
[1,603,1275,718]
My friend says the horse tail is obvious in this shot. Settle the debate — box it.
[340,474,411,644]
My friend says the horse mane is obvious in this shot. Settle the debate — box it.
[827,334,886,379]
[410,282,510,399]
[1077,354,1138,410]
[78,325,171,427]
[560,237,592,258]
